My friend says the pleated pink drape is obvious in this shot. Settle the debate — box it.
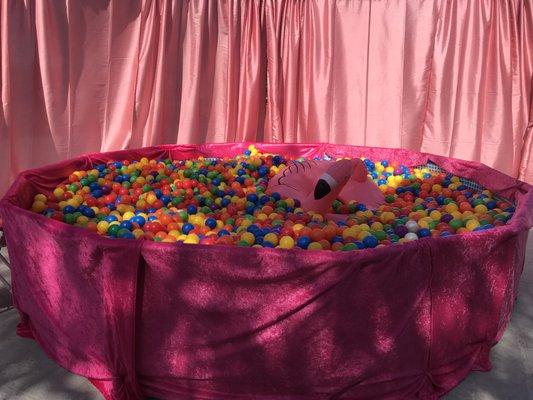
[264,0,533,183]
[1,0,532,197]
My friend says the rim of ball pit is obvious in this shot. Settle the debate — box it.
[1,143,531,255]
[1,143,532,400]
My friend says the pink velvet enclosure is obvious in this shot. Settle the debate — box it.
[1,143,532,400]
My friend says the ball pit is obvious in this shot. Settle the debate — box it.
[0,143,531,400]
[26,146,516,252]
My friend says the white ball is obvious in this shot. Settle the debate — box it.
[404,232,419,241]
[405,220,419,233]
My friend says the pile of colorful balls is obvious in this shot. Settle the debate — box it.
[28,146,515,251]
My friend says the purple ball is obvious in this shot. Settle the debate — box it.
[441,214,454,223]
[394,225,409,237]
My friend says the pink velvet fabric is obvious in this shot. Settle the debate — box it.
[1,1,532,199]
[1,143,532,400]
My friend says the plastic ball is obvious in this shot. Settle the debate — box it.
[405,220,419,233]
[279,236,295,249]
[404,232,418,241]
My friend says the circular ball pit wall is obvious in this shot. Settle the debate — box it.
[1,143,532,400]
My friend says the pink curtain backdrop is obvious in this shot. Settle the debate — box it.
[1,0,532,197]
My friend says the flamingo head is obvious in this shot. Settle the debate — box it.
[313,159,356,200]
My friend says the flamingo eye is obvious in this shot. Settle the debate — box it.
[314,179,331,200]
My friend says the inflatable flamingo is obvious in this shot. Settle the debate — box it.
[266,158,384,215]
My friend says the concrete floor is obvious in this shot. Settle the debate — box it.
[0,233,532,400]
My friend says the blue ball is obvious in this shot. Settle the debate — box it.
[259,196,270,205]
[218,229,230,237]
[147,215,157,221]
[297,236,311,249]
[486,200,497,210]
[105,215,118,222]
[362,235,379,248]
[114,175,123,183]
[187,205,197,215]
[91,189,103,198]
[131,215,145,226]
[258,166,269,177]
[182,223,195,234]
[205,218,217,229]
[243,149,251,156]
[245,205,256,215]
[332,235,344,243]
[355,241,365,249]
[417,228,431,238]
[82,208,95,218]
[63,205,76,214]
[221,198,231,207]
[247,193,259,203]
[262,241,275,248]
[271,192,281,201]
[119,221,133,231]
[212,178,221,186]
[381,160,389,167]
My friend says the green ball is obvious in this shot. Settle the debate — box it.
[449,219,463,231]
[64,214,77,224]
[385,195,396,203]
[342,243,358,251]
[374,230,387,241]
[237,240,250,247]
[108,225,120,236]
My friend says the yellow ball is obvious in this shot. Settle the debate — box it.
[184,234,200,244]
[357,231,370,241]
[292,223,305,232]
[430,210,442,221]
[53,188,64,198]
[474,204,488,214]
[308,242,322,250]
[122,211,135,221]
[342,228,358,239]
[444,203,458,213]
[240,232,255,245]
[256,213,268,221]
[264,233,279,245]
[371,222,383,231]
[466,219,480,231]
[76,215,89,225]
[132,229,144,239]
[279,236,295,249]
[31,201,47,213]
[34,193,47,203]
[97,221,109,233]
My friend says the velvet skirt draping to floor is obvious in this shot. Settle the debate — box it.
[1,143,532,399]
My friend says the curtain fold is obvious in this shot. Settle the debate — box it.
[0,0,532,198]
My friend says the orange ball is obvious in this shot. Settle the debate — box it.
[310,229,325,242]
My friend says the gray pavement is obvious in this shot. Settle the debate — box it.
[0,232,532,400]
